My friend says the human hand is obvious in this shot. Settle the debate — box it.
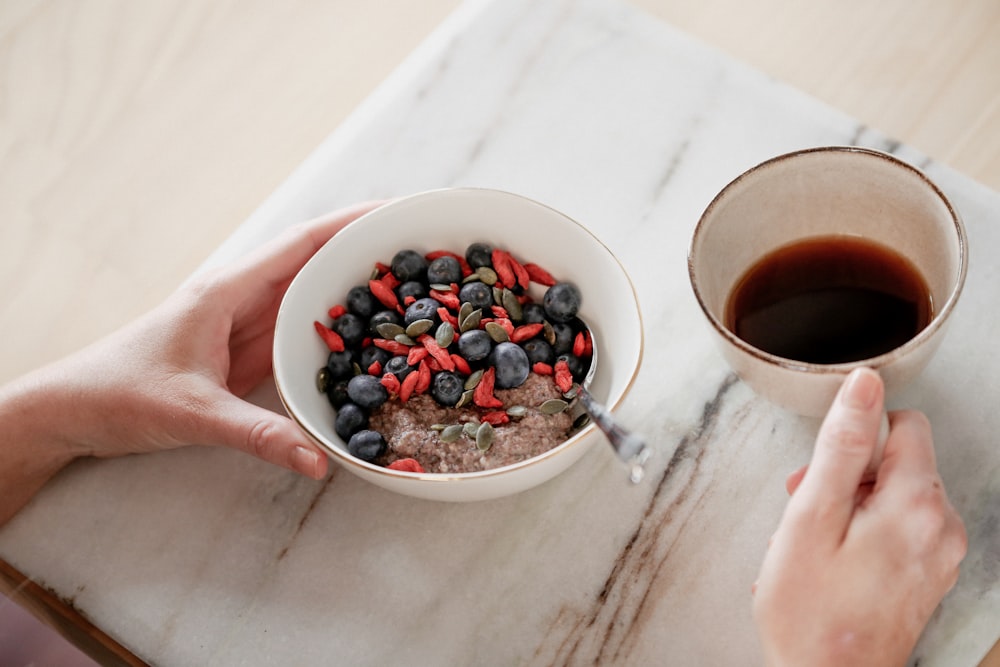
[752,368,967,666]
[0,201,382,524]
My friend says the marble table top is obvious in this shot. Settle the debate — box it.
[2,0,998,664]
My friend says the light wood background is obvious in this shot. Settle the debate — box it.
[1,1,998,663]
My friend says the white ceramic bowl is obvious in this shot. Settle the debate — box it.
[274,188,643,502]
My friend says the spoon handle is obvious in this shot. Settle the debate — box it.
[575,385,651,483]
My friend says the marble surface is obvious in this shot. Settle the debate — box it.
[2,0,998,664]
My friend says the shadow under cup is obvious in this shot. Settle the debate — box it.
[688,146,968,417]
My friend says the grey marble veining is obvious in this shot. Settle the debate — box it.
[2,0,997,664]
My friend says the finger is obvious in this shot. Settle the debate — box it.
[197,392,329,479]
[788,367,885,537]
[785,464,807,495]
[877,410,938,482]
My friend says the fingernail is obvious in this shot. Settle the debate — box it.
[840,368,880,410]
[292,445,322,478]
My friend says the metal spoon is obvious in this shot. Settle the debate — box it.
[569,327,651,483]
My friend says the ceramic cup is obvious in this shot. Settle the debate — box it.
[688,146,968,416]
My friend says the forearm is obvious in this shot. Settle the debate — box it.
[0,366,87,525]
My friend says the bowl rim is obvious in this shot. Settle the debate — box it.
[274,186,645,484]
[687,145,969,375]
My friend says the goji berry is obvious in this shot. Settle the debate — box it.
[369,278,399,310]
[419,334,455,371]
[313,321,345,352]
[511,323,544,343]
[380,373,401,396]
[451,354,472,375]
[380,272,401,291]
[437,306,458,328]
[481,411,509,426]
[473,367,503,409]
[495,318,515,338]
[399,368,420,403]
[367,360,382,376]
[415,360,432,394]
[404,295,416,306]
[407,346,429,365]
[491,249,517,288]
[490,305,510,319]
[327,304,348,320]
[554,359,574,393]
[507,253,530,289]
[387,458,425,473]
[373,338,411,356]
[430,289,460,311]
[573,331,587,357]
[532,362,554,375]
[524,262,557,286]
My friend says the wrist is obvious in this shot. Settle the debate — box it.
[0,366,86,524]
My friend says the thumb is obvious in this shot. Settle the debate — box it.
[198,392,329,479]
[788,367,884,538]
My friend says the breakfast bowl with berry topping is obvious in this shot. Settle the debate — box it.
[273,188,643,502]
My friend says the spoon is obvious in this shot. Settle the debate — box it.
[569,327,651,483]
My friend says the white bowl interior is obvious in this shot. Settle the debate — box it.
[274,188,643,501]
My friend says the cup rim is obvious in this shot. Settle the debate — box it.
[687,145,969,374]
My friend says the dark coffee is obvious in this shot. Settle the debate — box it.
[725,236,933,364]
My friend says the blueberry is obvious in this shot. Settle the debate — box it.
[347,374,389,410]
[326,350,355,381]
[369,309,402,335]
[325,378,351,408]
[431,371,465,407]
[391,249,428,282]
[491,341,530,389]
[465,242,493,269]
[550,320,577,355]
[347,430,386,462]
[335,402,368,441]
[384,355,415,381]
[404,297,440,326]
[457,329,493,362]
[427,256,463,285]
[397,281,427,302]
[331,313,366,348]
[557,353,588,382]
[521,302,546,324]
[459,282,493,310]
[346,285,378,319]
[359,346,392,372]
[521,338,555,365]
[543,282,582,323]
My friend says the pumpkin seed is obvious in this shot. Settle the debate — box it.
[540,398,570,415]
[506,405,527,419]
[430,423,449,431]
[456,389,475,408]
[405,319,434,338]
[463,421,481,439]
[501,289,523,321]
[543,321,556,345]
[476,422,495,451]
[464,369,484,390]
[440,424,465,443]
[476,266,498,286]
[376,322,406,339]
[429,283,453,292]
[460,308,483,332]
[458,301,473,325]
[315,367,330,394]
[492,286,505,307]
[435,321,455,348]
[394,334,416,346]
[485,321,509,343]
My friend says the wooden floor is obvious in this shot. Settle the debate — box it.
[1,1,999,665]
